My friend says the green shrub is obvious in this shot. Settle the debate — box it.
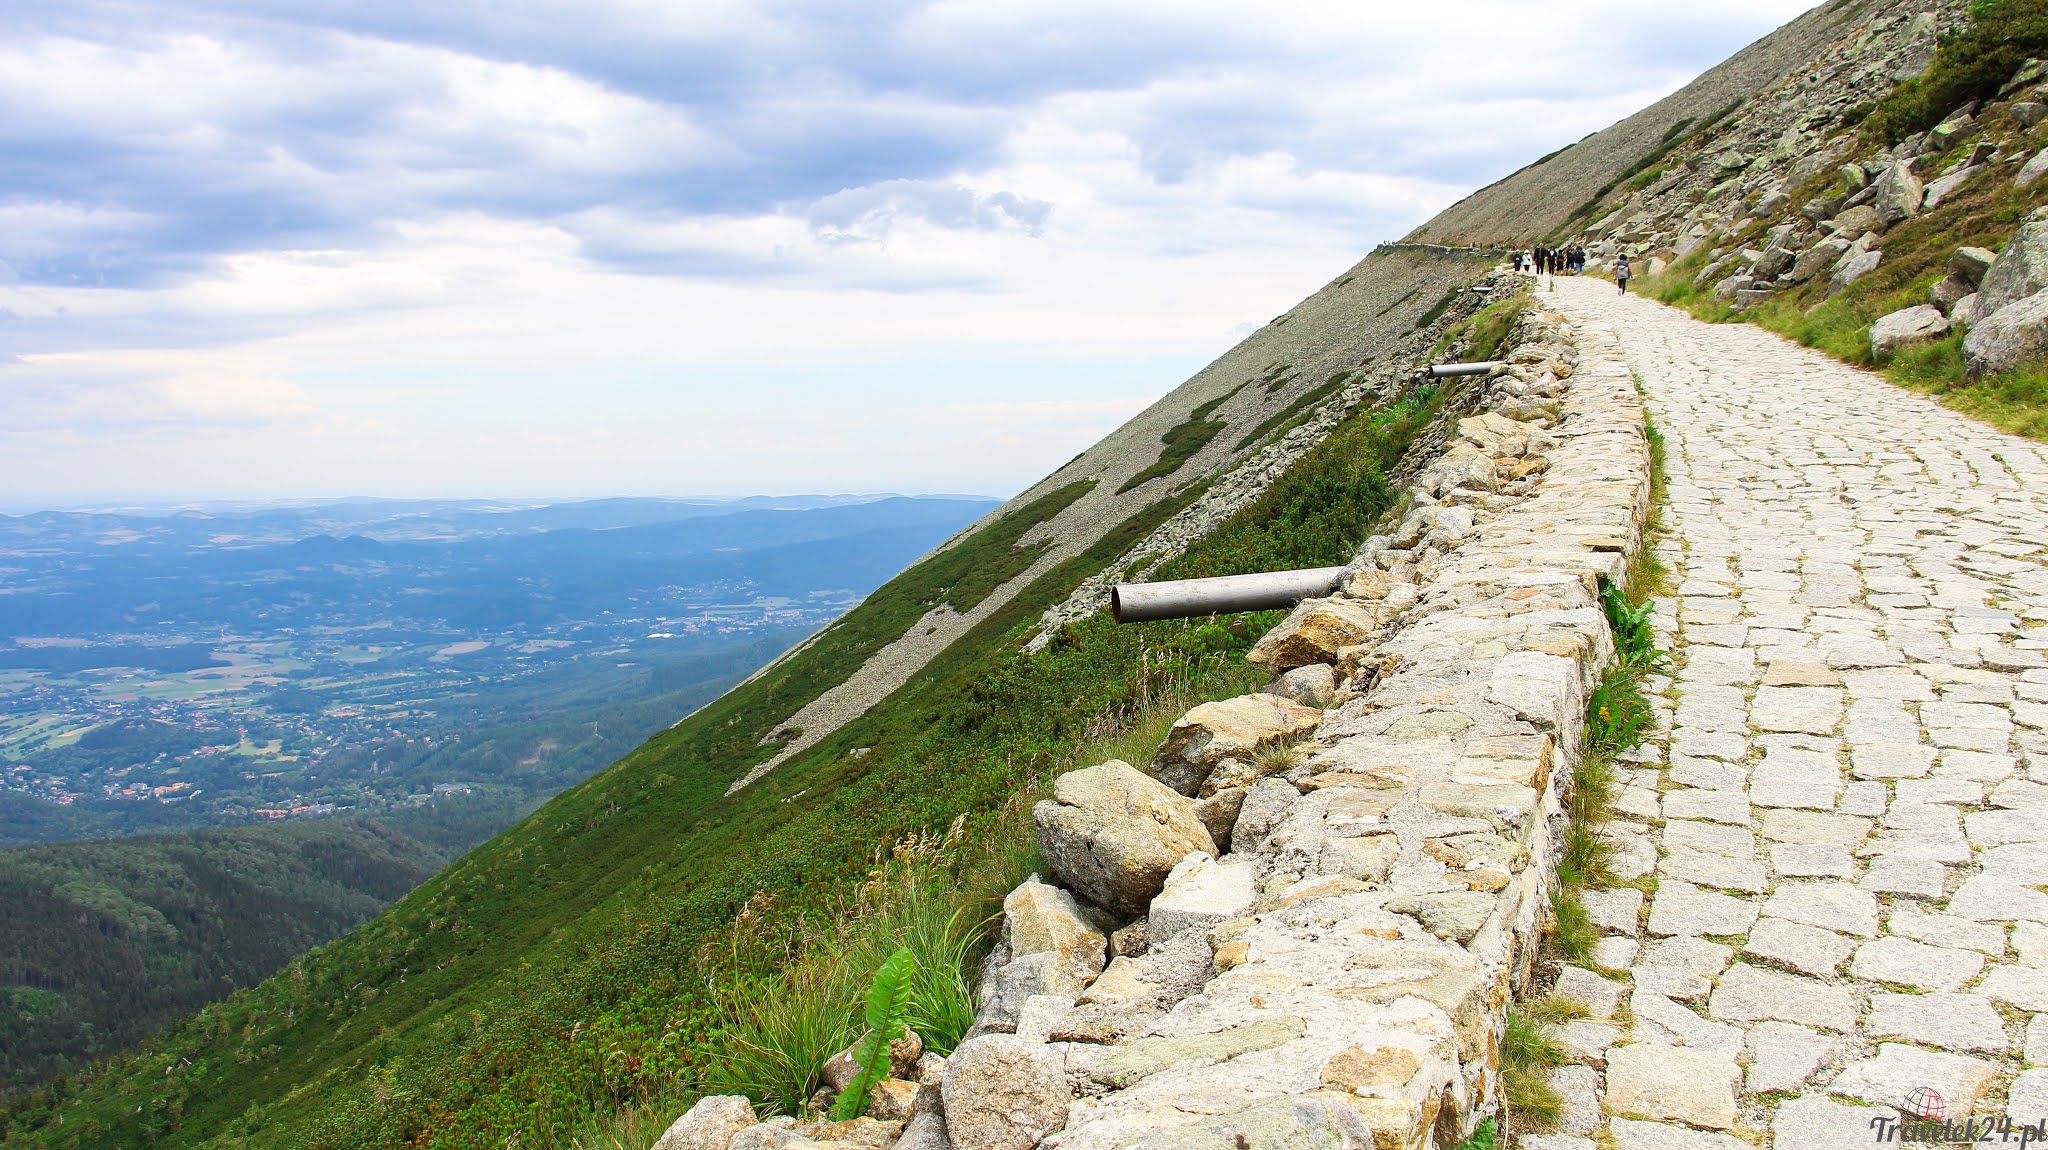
[829,948,916,1120]
[1869,0,2048,140]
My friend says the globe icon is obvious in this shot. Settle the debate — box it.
[1905,1086,1947,1120]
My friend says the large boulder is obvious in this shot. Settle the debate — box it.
[654,1097,758,1150]
[1931,274,1976,314]
[1712,273,1755,302]
[1151,693,1323,796]
[1002,880,1106,985]
[1789,238,1850,283]
[1965,290,2048,376]
[1246,597,1383,671]
[1832,204,1882,235]
[1951,246,1997,287]
[940,1036,1069,1150]
[2020,147,2048,189]
[1976,207,2048,318]
[1033,761,1215,916]
[1829,249,1882,297]
[1750,243,1795,281]
[1870,305,1950,360]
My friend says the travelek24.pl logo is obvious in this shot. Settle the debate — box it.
[1869,1088,2047,1143]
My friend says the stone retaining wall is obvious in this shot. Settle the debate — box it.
[655,302,1652,1150]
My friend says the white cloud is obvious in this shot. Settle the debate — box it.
[0,0,1828,501]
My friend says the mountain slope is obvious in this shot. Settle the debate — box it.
[0,2,1951,1146]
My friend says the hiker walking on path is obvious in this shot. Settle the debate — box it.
[1614,253,1631,293]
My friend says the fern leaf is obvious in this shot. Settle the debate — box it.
[830,947,918,1120]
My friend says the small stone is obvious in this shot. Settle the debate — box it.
[1607,1118,1747,1150]
[1870,304,1951,360]
[1247,597,1386,671]
[1554,966,1625,1019]
[1152,693,1324,795]
[653,1097,758,1150]
[1867,851,1941,896]
[1148,854,1255,943]
[1745,1021,1833,1094]
[1742,917,1854,978]
[1578,886,1644,934]
[1003,881,1108,985]
[1592,936,1641,971]
[1267,663,1337,708]
[1866,992,2011,1053]
[1382,892,1496,942]
[1648,881,1758,937]
[1317,1042,1423,1091]
[1709,963,1856,1031]
[1605,1044,1741,1129]
[1751,686,1844,734]
[1851,936,1985,991]
[1763,881,1878,937]
[1771,842,1856,878]
[1770,1096,1900,1150]
[1831,1043,2000,1115]
[1091,1017,1307,1089]
[1552,1063,1601,1134]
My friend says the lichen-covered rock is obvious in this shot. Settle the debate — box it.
[1321,833,1399,883]
[1829,248,1882,296]
[1977,207,2048,318]
[1246,597,1384,671]
[940,1036,1070,1150]
[1965,290,2048,376]
[653,1096,758,1150]
[1951,245,1997,286]
[1105,1092,1389,1150]
[1872,160,1924,225]
[1090,1017,1307,1090]
[1870,304,1950,360]
[1034,761,1215,917]
[1151,693,1323,796]
[1788,237,1849,283]
[1418,443,1497,497]
[1003,880,1107,986]
[1383,892,1498,943]
[801,1117,903,1150]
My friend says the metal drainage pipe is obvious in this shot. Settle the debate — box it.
[1427,360,1506,378]
[1110,566,1347,624]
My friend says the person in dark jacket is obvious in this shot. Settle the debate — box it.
[1615,254,1632,293]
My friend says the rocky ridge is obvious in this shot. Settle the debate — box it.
[653,304,1652,1150]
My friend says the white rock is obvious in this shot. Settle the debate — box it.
[1850,936,1985,990]
[1707,963,1855,1031]
[1604,1044,1741,1129]
[1865,992,2011,1054]
[1147,854,1254,943]
[1832,1043,1999,1115]
[1869,304,1951,360]
[1744,1022,1833,1094]
[1770,1096,1900,1150]
[654,1097,758,1150]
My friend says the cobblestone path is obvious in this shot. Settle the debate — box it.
[1530,276,2048,1149]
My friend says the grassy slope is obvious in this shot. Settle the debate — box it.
[0,259,1495,1149]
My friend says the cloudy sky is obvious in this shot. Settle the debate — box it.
[0,0,1822,506]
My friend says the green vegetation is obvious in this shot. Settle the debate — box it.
[1549,416,1667,971]
[1499,1007,1566,1131]
[1453,1117,1498,1150]
[0,354,1457,1149]
[1232,371,1352,451]
[1118,387,1246,493]
[1415,288,1464,330]
[1869,0,2048,141]
[827,948,915,1120]
[0,814,499,1095]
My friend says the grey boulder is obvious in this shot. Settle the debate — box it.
[1033,761,1215,917]
[1870,305,1950,360]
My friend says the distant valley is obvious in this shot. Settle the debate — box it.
[0,493,993,1091]
[0,494,994,844]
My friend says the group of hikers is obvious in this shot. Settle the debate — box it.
[1516,245,1587,275]
[1510,243,1634,293]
